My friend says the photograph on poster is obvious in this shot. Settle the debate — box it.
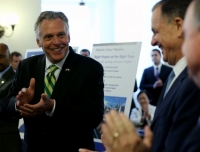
[25,48,44,58]
[104,96,126,113]
[94,96,126,139]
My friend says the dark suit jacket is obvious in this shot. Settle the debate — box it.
[179,121,200,152]
[151,67,200,152]
[140,64,172,106]
[0,66,22,152]
[0,47,104,152]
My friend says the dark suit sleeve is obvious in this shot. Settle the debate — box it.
[53,61,104,129]
[140,70,154,90]
[0,64,23,119]
[179,124,200,152]
[163,79,200,152]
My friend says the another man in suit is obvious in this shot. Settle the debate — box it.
[150,0,200,151]
[0,43,22,152]
[0,11,104,152]
[180,0,200,151]
[140,49,172,106]
[80,0,200,152]
[10,51,22,71]
[80,49,90,57]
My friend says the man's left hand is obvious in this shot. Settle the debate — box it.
[19,93,54,117]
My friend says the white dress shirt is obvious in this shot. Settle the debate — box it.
[165,57,187,93]
[45,50,69,116]
[153,63,162,77]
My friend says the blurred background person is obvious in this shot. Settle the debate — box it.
[10,51,22,71]
[0,43,22,152]
[130,90,156,129]
[140,49,172,106]
[80,49,90,57]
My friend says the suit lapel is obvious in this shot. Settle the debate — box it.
[0,66,14,89]
[34,56,46,99]
[51,48,76,99]
[152,67,188,124]
[150,66,157,81]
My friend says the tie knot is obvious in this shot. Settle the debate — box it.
[49,64,58,73]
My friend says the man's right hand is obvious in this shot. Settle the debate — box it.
[153,79,163,88]
[79,110,153,152]
[16,78,35,108]
[101,110,153,152]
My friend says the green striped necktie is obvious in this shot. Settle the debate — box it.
[44,64,58,97]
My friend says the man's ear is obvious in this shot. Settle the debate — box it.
[36,39,41,47]
[68,34,70,43]
[174,17,184,38]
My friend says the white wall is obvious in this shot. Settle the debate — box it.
[0,0,161,85]
[41,0,115,52]
[0,0,41,58]
[114,0,160,86]
[113,0,160,107]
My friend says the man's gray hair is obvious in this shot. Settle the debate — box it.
[34,11,69,38]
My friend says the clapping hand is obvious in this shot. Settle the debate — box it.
[79,110,153,152]
[16,78,35,108]
[19,93,54,117]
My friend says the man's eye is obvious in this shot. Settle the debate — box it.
[58,33,65,37]
[44,35,52,39]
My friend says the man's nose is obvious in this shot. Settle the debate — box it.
[151,35,157,46]
[52,36,61,44]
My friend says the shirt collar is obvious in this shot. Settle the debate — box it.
[172,57,187,77]
[0,66,11,78]
[45,49,70,70]
[153,62,162,69]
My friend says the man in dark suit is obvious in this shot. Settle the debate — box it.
[180,0,200,151]
[0,43,22,152]
[0,11,104,152]
[79,0,200,152]
[150,0,200,152]
[10,51,22,71]
[140,49,172,106]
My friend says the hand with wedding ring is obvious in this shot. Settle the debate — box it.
[101,110,153,152]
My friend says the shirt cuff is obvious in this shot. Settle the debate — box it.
[46,99,56,117]
[15,100,20,112]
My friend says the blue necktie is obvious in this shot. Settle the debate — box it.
[163,70,175,98]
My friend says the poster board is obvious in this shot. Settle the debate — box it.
[91,42,142,148]
[25,48,44,58]
[25,46,79,58]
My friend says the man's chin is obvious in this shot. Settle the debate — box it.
[193,78,200,89]
[189,70,200,89]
